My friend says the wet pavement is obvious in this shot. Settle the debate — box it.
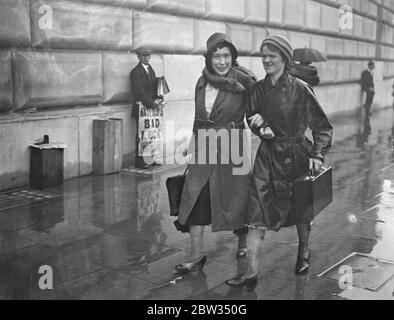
[1,107,394,300]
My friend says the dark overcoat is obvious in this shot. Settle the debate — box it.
[246,72,333,231]
[130,62,159,118]
[177,68,255,232]
[360,69,374,92]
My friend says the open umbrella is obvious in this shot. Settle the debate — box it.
[293,48,327,63]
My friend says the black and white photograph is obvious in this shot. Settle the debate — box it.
[0,0,394,305]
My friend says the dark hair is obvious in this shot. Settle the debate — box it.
[205,42,238,74]
[368,60,375,68]
[260,43,290,66]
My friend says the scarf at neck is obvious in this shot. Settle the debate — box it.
[202,68,245,93]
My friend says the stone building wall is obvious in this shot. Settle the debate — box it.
[0,0,394,190]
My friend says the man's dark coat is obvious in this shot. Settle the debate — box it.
[130,62,159,117]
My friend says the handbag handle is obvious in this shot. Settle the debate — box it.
[306,166,328,180]
[183,165,190,176]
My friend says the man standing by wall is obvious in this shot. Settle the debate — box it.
[361,60,375,116]
[130,48,163,169]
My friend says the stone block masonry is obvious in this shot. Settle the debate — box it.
[0,0,394,191]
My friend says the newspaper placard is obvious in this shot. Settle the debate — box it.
[137,102,164,163]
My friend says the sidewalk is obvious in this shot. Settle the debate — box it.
[0,107,393,300]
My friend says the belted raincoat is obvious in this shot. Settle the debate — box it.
[246,71,333,230]
[177,68,255,232]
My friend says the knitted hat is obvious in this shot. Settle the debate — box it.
[261,35,293,64]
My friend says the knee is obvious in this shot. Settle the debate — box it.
[249,228,265,241]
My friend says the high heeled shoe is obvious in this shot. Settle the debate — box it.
[225,274,258,289]
[295,250,311,275]
[173,255,207,275]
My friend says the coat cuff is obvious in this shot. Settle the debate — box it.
[311,153,324,163]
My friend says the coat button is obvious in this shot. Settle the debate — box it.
[285,158,292,165]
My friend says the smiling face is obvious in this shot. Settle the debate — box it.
[211,46,232,76]
[261,45,286,77]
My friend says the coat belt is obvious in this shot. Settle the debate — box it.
[271,136,305,144]
[194,120,245,130]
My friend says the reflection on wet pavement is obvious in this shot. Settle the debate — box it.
[0,108,394,299]
[320,253,394,291]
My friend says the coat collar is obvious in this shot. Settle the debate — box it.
[196,68,241,120]
[137,62,153,82]
[264,71,292,90]
[197,68,240,91]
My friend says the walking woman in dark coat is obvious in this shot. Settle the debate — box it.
[226,35,333,288]
[173,33,256,275]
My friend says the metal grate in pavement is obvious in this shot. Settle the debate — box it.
[0,188,60,211]
[318,252,394,291]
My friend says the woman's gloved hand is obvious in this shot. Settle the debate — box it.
[259,127,275,140]
[248,114,265,128]
[309,158,323,176]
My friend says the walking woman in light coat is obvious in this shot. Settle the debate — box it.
[173,33,256,276]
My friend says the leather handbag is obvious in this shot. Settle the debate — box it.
[294,166,333,224]
[166,166,189,216]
